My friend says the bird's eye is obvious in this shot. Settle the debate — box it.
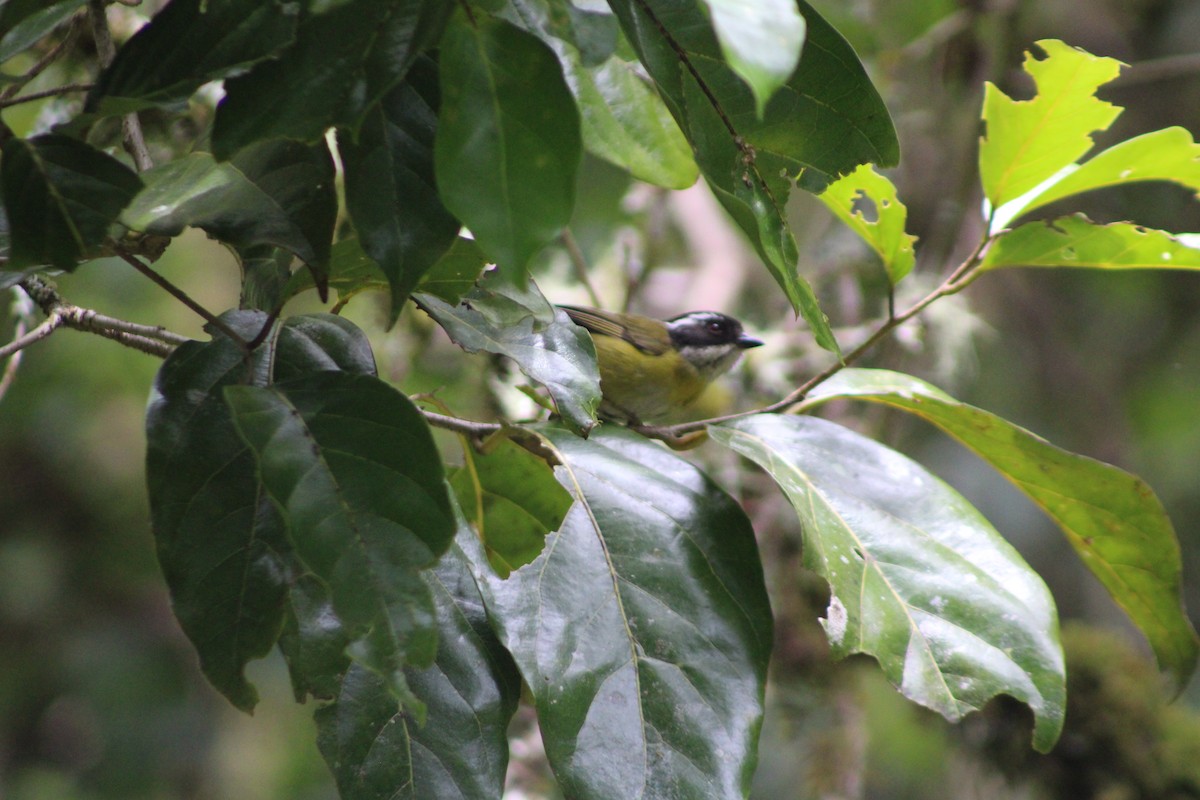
[707,320,725,334]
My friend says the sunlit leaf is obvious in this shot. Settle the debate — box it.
[711,414,1066,752]
[417,272,599,435]
[700,0,805,115]
[980,39,1124,214]
[226,372,456,715]
[803,368,1200,690]
[981,215,1200,272]
[818,163,917,284]
[1,134,142,271]
[436,12,581,271]
[1016,127,1200,218]
[449,437,571,576]
[476,427,773,797]
[316,524,520,800]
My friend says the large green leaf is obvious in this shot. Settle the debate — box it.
[212,0,449,159]
[339,55,460,323]
[804,368,1200,689]
[416,272,600,435]
[700,0,805,115]
[145,312,290,713]
[981,215,1200,272]
[503,0,698,189]
[435,12,581,272]
[87,0,299,114]
[121,140,336,295]
[225,371,456,715]
[817,162,917,285]
[476,427,773,798]
[979,39,1123,216]
[316,524,521,800]
[0,134,142,271]
[711,414,1066,752]
[608,0,895,347]
[449,437,572,576]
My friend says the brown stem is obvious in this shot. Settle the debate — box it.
[0,83,95,109]
[87,0,153,171]
[115,250,247,347]
[560,228,603,307]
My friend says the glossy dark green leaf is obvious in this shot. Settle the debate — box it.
[477,427,773,798]
[435,12,581,271]
[226,372,456,715]
[711,414,1066,752]
[805,368,1200,691]
[120,140,335,294]
[145,311,379,711]
[1,134,142,271]
[607,0,896,347]
[145,311,290,712]
[316,524,520,800]
[0,0,84,64]
[503,0,697,189]
[238,245,293,312]
[449,438,571,576]
[416,272,599,434]
[212,0,448,159]
[700,0,805,116]
[278,573,350,702]
[340,55,459,323]
[87,0,299,114]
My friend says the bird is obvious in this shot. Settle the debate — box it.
[559,305,763,424]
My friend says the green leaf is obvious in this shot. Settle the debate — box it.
[278,573,350,702]
[0,134,142,271]
[145,312,292,712]
[226,372,456,715]
[979,39,1124,215]
[145,311,379,710]
[817,162,917,284]
[121,140,336,294]
[608,0,895,347]
[476,427,773,798]
[435,12,581,271]
[503,0,698,189]
[316,525,521,800]
[449,437,572,576]
[212,0,449,159]
[700,0,805,116]
[981,215,1200,272]
[339,55,459,323]
[1014,127,1200,220]
[414,236,489,304]
[711,414,1066,752]
[238,245,293,312]
[417,272,600,435]
[87,0,299,114]
[803,368,1200,692]
[0,0,84,65]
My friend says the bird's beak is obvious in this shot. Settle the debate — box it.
[737,334,764,349]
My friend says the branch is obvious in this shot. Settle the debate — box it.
[114,249,248,347]
[0,83,94,109]
[0,16,81,103]
[87,0,153,171]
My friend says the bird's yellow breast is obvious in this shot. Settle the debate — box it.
[591,335,706,422]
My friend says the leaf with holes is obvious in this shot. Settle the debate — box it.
[711,414,1066,752]
[818,163,917,284]
[981,215,1200,272]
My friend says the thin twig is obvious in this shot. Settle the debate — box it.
[87,0,153,171]
[0,316,60,361]
[0,19,81,102]
[0,83,95,109]
[114,249,247,347]
[560,228,603,307]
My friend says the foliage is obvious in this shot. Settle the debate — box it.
[1,3,1199,798]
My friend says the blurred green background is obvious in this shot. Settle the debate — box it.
[3,1,1200,798]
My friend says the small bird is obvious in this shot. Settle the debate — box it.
[560,305,763,423]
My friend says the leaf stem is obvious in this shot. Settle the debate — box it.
[87,0,153,171]
[114,249,247,347]
[0,83,95,109]
[560,228,603,307]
